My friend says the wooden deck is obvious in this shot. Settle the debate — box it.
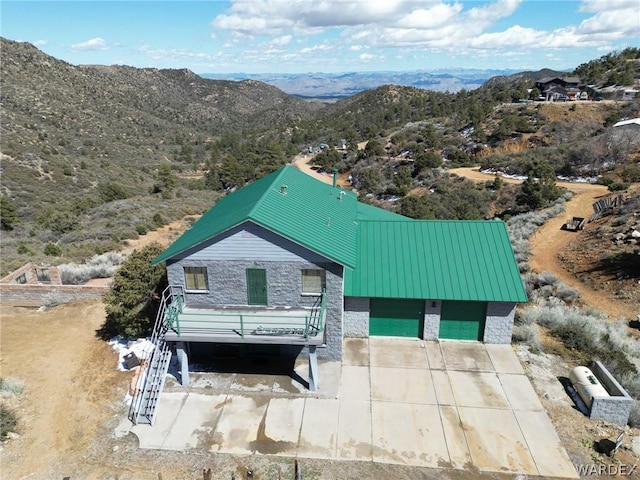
[164,306,325,345]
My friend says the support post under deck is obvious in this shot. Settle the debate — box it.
[177,342,190,387]
[308,345,318,392]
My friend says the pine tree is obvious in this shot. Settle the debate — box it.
[0,195,18,231]
[99,243,167,338]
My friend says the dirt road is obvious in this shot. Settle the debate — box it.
[291,154,351,188]
[451,167,636,320]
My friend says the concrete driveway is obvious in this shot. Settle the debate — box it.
[119,338,578,478]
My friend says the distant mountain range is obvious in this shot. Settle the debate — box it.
[201,69,522,99]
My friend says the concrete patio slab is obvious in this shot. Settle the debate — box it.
[291,360,341,398]
[370,366,436,404]
[342,338,369,366]
[430,370,455,405]
[499,373,544,411]
[371,402,449,467]
[298,398,339,459]
[183,371,235,391]
[441,342,493,371]
[132,392,226,450]
[448,370,509,409]
[340,365,370,401]
[457,406,538,476]
[229,372,278,392]
[260,397,305,456]
[126,339,577,479]
[369,337,428,368]
[439,405,472,469]
[337,399,372,461]
[515,410,579,478]
[212,394,269,454]
[424,341,446,370]
[485,344,525,374]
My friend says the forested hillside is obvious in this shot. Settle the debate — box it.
[1,39,639,276]
[0,38,320,272]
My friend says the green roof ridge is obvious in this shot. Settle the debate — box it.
[153,165,360,267]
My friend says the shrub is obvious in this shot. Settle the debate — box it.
[0,378,24,398]
[0,195,18,231]
[58,251,125,285]
[512,324,541,349]
[552,324,597,353]
[16,243,34,255]
[43,242,62,256]
[152,213,165,228]
[135,224,148,235]
[620,165,640,182]
[608,182,629,192]
[0,403,18,439]
[554,285,580,303]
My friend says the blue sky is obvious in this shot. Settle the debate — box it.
[2,0,639,73]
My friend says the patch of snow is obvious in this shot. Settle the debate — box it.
[480,168,528,181]
[481,168,597,184]
[108,337,155,371]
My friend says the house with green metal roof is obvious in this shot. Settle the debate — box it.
[128,164,527,424]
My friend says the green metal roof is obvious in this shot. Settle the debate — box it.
[344,220,528,302]
[356,201,407,221]
[153,165,361,267]
[154,165,527,304]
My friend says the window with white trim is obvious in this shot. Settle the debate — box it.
[184,266,208,291]
[301,269,325,294]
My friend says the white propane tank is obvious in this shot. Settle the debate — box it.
[569,366,609,408]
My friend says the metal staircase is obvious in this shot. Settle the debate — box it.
[128,287,183,425]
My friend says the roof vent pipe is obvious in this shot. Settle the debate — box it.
[280,184,287,195]
[332,168,338,187]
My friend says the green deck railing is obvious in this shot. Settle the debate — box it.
[163,287,326,341]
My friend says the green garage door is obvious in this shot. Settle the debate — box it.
[369,299,424,337]
[440,301,487,340]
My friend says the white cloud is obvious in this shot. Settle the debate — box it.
[210,0,429,35]
[268,35,292,48]
[397,3,463,29]
[578,8,640,37]
[466,0,522,26]
[33,39,48,47]
[299,44,332,54]
[580,0,640,12]
[71,37,109,51]
[359,53,375,61]
[204,0,638,70]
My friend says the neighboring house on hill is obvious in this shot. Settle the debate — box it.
[131,165,527,423]
[535,77,581,101]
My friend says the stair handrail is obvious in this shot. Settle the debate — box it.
[127,286,176,423]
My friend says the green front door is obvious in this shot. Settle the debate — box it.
[246,268,267,305]
[439,301,486,340]
[369,298,424,337]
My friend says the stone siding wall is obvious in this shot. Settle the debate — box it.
[590,361,633,426]
[423,300,441,340]
[483,302,516,344]
[343,297,369,337]
[167,259,344,361]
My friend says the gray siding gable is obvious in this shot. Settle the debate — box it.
[169,221,329,264]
